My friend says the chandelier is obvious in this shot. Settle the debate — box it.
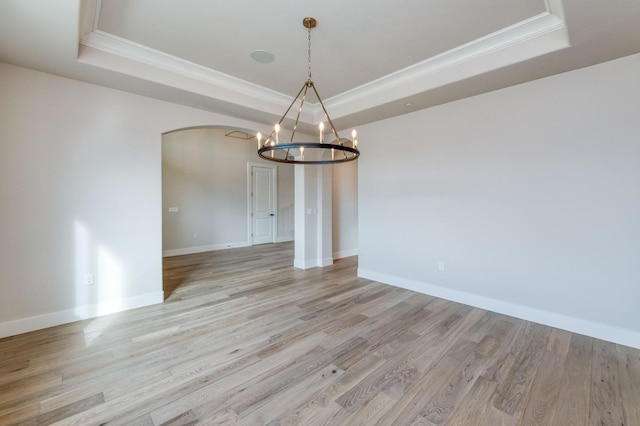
[257,17,359,165]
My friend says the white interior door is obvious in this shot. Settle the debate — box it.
[251,165,276,245]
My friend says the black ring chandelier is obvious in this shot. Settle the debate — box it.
[257,17,360,165]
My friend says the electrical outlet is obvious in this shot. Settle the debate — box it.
[438,261,445,271]
[84,273,95,286]
[168,207,179,213]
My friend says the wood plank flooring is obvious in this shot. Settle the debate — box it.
[0,242,638,425]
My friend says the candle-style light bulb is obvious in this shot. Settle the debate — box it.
[319,122,324,143]
[275,123,280,144]
[257,132,262,149]
[352,129,358,147]
[300,146,305,161]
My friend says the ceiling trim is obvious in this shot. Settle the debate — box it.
[80,30,295,108]
[78,2,568,128]
[322,11,569,121]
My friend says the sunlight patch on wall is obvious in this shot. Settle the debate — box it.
[74,220,91,317]
[97,245,124,314]
[74,220,125,346]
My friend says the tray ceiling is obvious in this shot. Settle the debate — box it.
[1,0,640,131]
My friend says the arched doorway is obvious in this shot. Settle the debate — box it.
[160,125,294,298]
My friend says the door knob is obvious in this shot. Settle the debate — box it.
[270,213,275,216]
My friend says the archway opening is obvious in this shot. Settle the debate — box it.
[160,125,295,298]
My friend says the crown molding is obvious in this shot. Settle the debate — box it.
[79,4,568,128]
[79,30,316,123]
[322,11,569,121]
[81,30,291,105]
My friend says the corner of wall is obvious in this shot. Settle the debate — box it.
[358,268,640,350]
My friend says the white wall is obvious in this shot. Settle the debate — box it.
[162,128,294,255]
[0,62,274,337]
[358,52,640,349]
[332,162,358,258]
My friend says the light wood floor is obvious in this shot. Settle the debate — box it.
[1,242,638,425]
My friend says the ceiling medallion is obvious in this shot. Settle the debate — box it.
[257,17,359,165]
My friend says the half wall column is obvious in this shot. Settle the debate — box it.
[294,164,333,269]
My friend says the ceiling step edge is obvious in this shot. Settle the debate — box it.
[322,12,569,121]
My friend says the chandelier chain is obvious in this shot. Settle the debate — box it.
[307,26,312,81]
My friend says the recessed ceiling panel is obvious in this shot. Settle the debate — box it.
[97,0,547,98]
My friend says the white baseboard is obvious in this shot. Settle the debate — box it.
[163,241,249,257]
[294,257,334,270]
[358,268,640,350]
[333,248,358,259]
[293,259,310,269]
[0,291,164,339]
[319,257,334,267]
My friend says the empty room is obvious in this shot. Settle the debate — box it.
[1,0,639,424]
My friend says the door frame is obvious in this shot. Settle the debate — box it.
[247,162,278,246]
